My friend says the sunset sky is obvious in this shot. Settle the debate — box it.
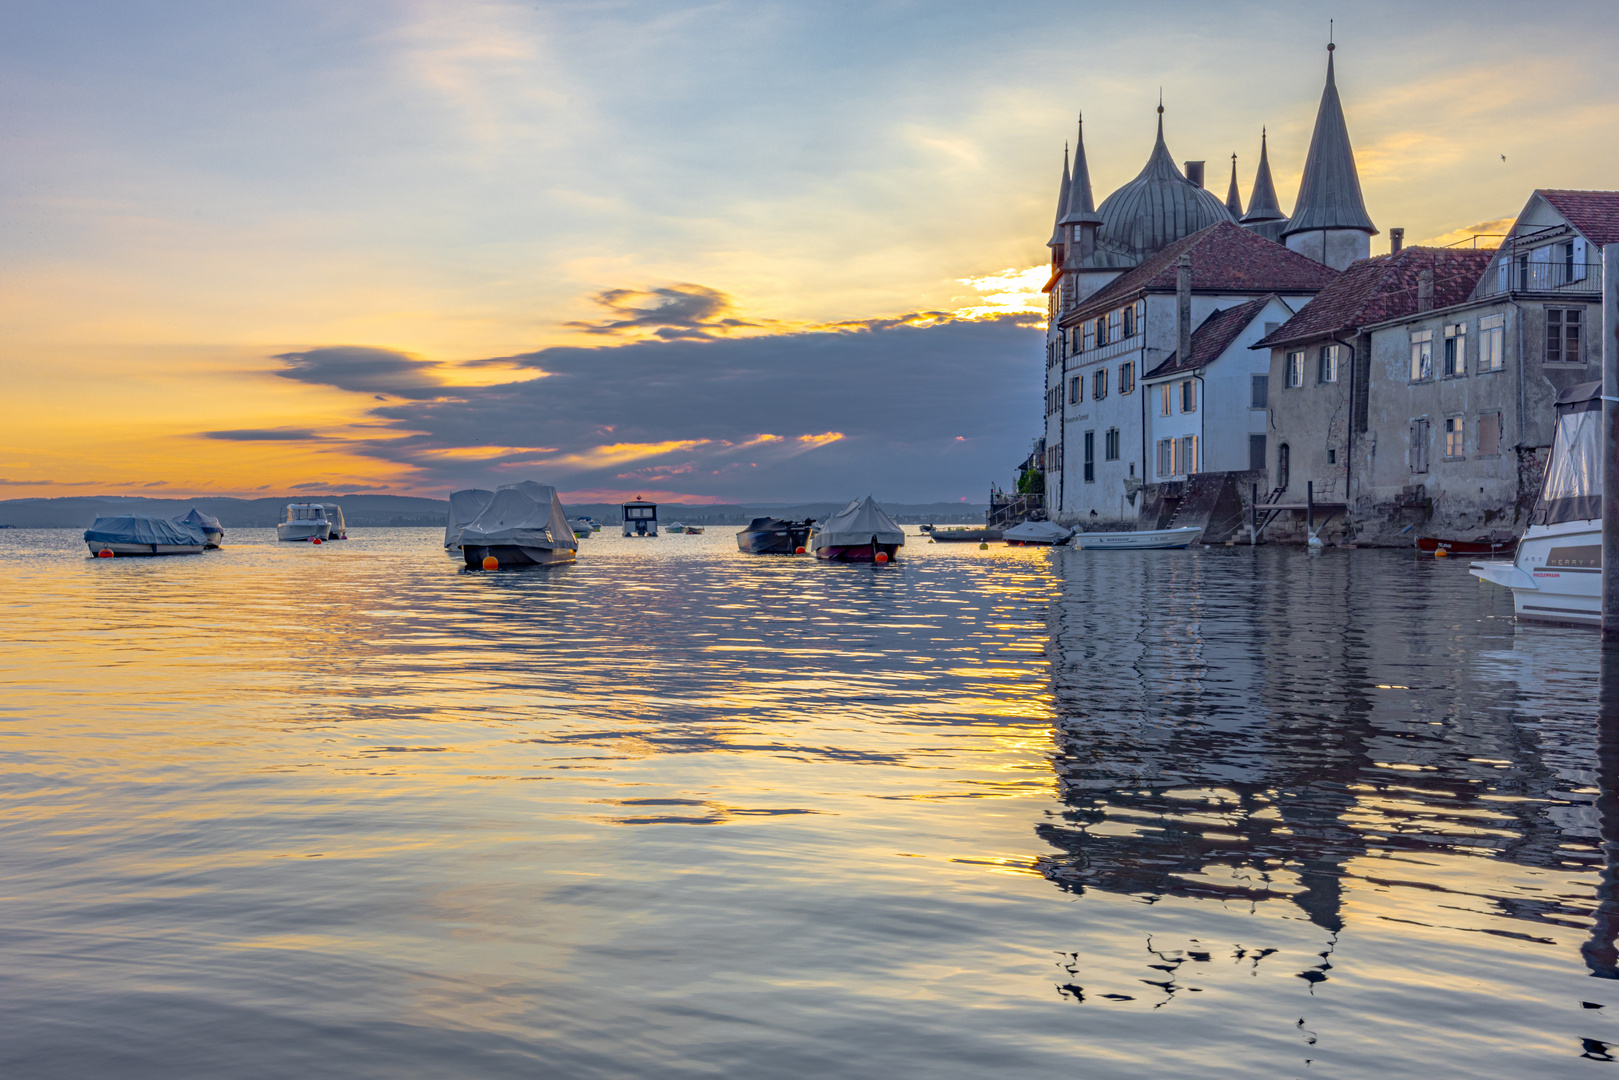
[3,0,1616,503]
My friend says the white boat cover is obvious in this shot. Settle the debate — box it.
[814,496,905,548]
[85,515,207,546]
[173,508,222,533]
[1004,519,1072,543]
[458,482,577,551]
[445,488,494,547]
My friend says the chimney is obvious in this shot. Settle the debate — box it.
[1390,227,1405,254]
[1184,161,1205,188]
[1176,254,1193,366]
[1417,267,1434,312]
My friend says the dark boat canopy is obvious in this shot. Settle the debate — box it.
[1556,380,1603,413]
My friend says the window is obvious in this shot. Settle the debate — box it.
[1444,416,1465,458]
[1069,375,1082,405]
[1082,322,1095,351]
[1318,344,1341,384]
[1277,443,1290,491]
[1410,330,1433,381]
[1251,374,1269,408]
[1157,436,1198,478]
[1478,412,1502,456]
[1547,307,1582,364]
[1411,418,1430,474]
[1122,304,1136,338]
[1480,314,1505,370]
[1160,384,1173,416]
[1105,428,1120,461]
[1443,324,1466,377]
[1094,316,1107,347]
[1108,309,1122,343]
[1286,351,1305,388]
[1328,448,1337,465]
[1047,444,1062,473]
[1119,361,1135,395]
[1093,367,1108,400]
[1180,379,1196,413]
[1083,431,1095,483]
[1249,433,1267,472]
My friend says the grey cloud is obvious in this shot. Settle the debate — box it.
[564,283,761,341]
[272,346,444,399]
[202,428,327,441]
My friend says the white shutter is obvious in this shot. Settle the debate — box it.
[1573,237,1588,281]
[1497,257,1509,293]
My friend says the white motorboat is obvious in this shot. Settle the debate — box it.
[665,521,688,534]
[321,503,348,540]
[445,489,495,551]
[1070,526,1203,550]
[569,516,599,538]
[1471,381,1602,626]
[623,499,658,537]
[276,503,333,542]
[1004,520,1072,546]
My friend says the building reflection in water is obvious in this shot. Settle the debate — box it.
[1037,546,1606,994]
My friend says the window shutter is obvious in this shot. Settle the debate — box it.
[1573,238,1588,281]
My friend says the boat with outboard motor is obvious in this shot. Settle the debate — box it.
[460,481,578,568]
[1003,520,1072,546]
[922,525,1003,543]
[172,508,224,548]
[622,499,658,537]
[811,496,904,562]
[1069,526,1202,550]
[445,489,495,552]
[85,515,208,556]
[276,503,334,542]
[1471,380,1602,626]
[736,516,814,554]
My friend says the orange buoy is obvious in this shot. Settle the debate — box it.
[482,555,499,570]
[1434,548,1448,558]
[875,551,889,564]
[97,549,113,558]
[794,546,806,555]
[310,536,322,544]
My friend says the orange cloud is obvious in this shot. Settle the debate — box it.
[796,432,844,448]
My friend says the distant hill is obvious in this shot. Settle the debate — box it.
[0,495,990,529]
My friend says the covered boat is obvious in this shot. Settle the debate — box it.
[444,488,494,550]
[460,481,578,568]
[173,508,224,548]
[622,499,658,537]
[1003,520,1072,546]
[85,515,207,556]
[736,516,813,554]
[321,503,348,540]
[811,496,904,562]
[276,503,333,542]
[1471,381,1602,626]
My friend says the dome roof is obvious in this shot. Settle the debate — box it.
[1097,112,1235,259]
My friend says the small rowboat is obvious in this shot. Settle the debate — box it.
[1416,536,1516,556]
[1070,526,1202,550]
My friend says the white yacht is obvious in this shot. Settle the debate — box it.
[277,503,333,542]
[1471,381,1602,626]
[622,499,658,537]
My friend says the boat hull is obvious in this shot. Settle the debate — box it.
[927,528,1003,543]
[462,544,576,568]
[86,541,205,556]
[1070,526,1202,551]
[1471,520,1600,627]
[814,543,901,562]
[1417,536,1515,556]
[276,521,330,542]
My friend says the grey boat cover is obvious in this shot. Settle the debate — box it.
[173,508,222,534]
[85,515,207,546]
[445,488,495,547]
[813,496,905,548]
[1003,519,1072,543]
[1532,381,1602,526]
[458,482,578,551]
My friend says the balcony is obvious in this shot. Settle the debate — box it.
[1479,261,1602,297]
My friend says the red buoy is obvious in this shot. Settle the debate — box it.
[794,546,806,555]
[875,551,889,564]
[311,537,322,544]
[97,549,113,558]
[482,555,499,570]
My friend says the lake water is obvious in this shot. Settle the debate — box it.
[0,527,1613,1077]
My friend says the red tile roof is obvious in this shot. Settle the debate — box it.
[1253,246,1495,349]
[1147,296,1272,379]
[1539,189,1619,247]
[1063,220,1337,326]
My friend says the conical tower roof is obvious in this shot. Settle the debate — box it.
[1048,146,1072,247]
[1282,45,1376,238]
[1241,128,1287,224]
[1059,116,1102,227]
[1096,105,1234,259]
[1224,154,1242,217]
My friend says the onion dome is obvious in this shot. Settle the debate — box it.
[1096,105,1235,259]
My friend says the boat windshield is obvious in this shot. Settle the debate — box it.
[1532,406,1601,525]
[625,506,655,519]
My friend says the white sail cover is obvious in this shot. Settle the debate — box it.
[458,482,577,551]
[813,496,905,548]
[1004,519,1072,543]
[445,488,494,547]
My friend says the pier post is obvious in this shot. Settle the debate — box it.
[1250,482,1258,546]
[1605,245,1619,639]
[1307,481,1315,536]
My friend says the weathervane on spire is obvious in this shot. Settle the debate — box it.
[1157,88,1164,115]
[1328,18,1335,51]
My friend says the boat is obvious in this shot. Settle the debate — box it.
[622,499,658,537]
[1416,535,1517,556]
[1471,381,1601,626]
[84,515,207,556]
[276,503,334,542]
[1070,526,1203,550]
[685,525,704,535]
[173,508,224,548]
[811,496,904,562]
[736,517,814,554]
[666,522,688,534]
[923,525,1002,543]
[321,504,347,539]
[459,481,578,568]
[445,488,495,551]
[1003,520,1072,546]
[569,516,600,538]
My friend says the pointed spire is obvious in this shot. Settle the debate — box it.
[1224,154,1242,217]
[1059,114,1101,226]
[1048,144,1072,247]
[1242,127,1286,224]
[1282,43,1377,238]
